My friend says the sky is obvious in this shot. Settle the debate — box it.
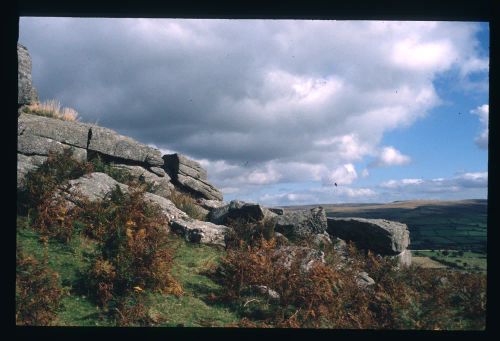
[18,18,489,206]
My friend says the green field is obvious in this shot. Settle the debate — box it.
[324,200,487,253]
[412,250,486,272]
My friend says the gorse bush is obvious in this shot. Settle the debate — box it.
[16,245,64,326]
[22,99,80,121]
[80,185,182,311]
[169,190,207,220]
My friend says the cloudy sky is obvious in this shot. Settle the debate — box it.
[19,18,489,205]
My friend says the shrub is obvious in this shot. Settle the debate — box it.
[224,217,276,250]
[16,246,64,326]
[22,99,80,121]
[110,292,165,326]
[80,185,182,312]
[20,149,93,212]
[169,190,207,220]
[88,155,137,185]
[214,227,486,329]
[19,149,93,241]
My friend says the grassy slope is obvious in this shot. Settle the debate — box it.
[16,215,239,327]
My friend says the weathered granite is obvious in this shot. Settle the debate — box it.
[18,43,38,105]
[327,217,410,255]
[275,207,328,238]
[163,153,223,201]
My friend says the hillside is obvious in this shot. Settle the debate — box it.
[16,43,486,329]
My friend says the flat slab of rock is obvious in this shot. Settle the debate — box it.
[327,217,410,255]
[163,153,223,201]
[88,125,164,166]
[18,133,87,162]
[196,198,227,211]
[275,207,327,238]
[170,219,229,247]
[18,113,164,168]
[19,113,91,149]
[63,172,129,203]
[209,200,277,225]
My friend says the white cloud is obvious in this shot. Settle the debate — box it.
[323,164,358,186]
[19,19,488,204]
[371,146,411,168]
[379,172,487,193]
[470,104,489,149]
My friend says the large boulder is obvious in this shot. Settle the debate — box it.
[275,207,327,239]
[111,164,174,199]
[17,154,47,189]
[327,217,410,255]
[170,219,229,247]
[196,198,227,211]
[18,43,38,106]
[18,132,87,162]
[19,113,90,149]
[163,153,223,201]
[63,172,129,203]
[88,125,164,166]
[209,200,277,225]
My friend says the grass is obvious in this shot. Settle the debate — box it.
[15,150,486,328]
[16,215,239,327]
[412,250,486,272]
[22,99,80,121]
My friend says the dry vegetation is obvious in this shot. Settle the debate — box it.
[210,222,486,329]
[169,189,207,220]
[16,150,182,326]
[22,99,80,121]
[16,149,487,329]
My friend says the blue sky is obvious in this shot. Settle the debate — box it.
[19,19,489,205]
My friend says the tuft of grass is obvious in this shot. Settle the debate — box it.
[169,190,207,220]
[23,99,80,121]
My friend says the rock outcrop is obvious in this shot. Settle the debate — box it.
[270,245,325,273]
[163,153,223,201]
[209,200,277,225]
[111,164,174,199]
[57,172,228,246]
[326,217,410,255]
[170,219,228,247]
[275,207,328,239]
[18,43,38,106]
[17,113,167,190]
[327,217,411,267]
